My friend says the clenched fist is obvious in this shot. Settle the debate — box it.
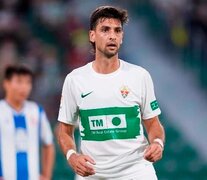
[69,153,96,177]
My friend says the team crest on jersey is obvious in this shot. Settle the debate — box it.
[120,85,130,98]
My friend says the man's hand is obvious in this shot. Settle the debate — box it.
[69,153,96,177]
[144,142,163,162]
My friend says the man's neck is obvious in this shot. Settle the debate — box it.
[93,54,120,74]
[5,97,24,112]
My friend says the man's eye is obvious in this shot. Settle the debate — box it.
[102,28,108,32]
[116,29,122,33]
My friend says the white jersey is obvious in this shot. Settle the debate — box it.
[58,60,161,179]
[0,100,53,180]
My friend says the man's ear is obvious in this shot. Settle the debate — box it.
[89,30,95,43]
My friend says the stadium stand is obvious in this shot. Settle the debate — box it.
[0,0,207,179]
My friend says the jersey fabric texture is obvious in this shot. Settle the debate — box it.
[76,163,157,180]
[0,100,53,180]
[58,60,161,179]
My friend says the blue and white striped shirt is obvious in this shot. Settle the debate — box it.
[0,100,53,180]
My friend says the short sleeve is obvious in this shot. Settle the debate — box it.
[141,70,161,120]
[57,74,79,125]
[40,110,53,145]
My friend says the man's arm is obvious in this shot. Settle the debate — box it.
[41,144,55,180]
[143,116,165,162]
[56,122,95,177]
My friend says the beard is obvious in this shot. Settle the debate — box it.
[98,46,119,58]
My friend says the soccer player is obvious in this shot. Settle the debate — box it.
[0,65,54,180]
[57,6,165,180]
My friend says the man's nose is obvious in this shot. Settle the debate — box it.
[109,31,116,40]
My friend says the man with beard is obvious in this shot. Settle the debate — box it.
[57,6,165,180]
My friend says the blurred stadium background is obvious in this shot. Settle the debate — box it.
[0,0,207,179]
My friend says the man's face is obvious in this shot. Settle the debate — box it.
[4,75,32,103]
[89,18,123,58]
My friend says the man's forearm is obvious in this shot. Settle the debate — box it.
[144,116,165,144]
[56,122,96,177]
[42,144,55,179]
[143,116,165,162]
[149,122,164,144]
[56,122,76,156]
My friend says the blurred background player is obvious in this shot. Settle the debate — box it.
[0,65,54,180]
[57,6,165,180]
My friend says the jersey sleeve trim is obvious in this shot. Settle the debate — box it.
[142,109,161,120]
[58,118,77,126]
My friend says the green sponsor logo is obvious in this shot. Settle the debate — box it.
[150,100,159,111]
[79,106,140,141]
[81,91,93,98]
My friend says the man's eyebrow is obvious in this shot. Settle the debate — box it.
[100,25,110,28]
[115,27,123,30]
[100,25,122,29]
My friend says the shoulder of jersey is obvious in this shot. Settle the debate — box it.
[0,100,40,113]
[0,99,4,108]
[0,99,9,108]
[24,100,40,110]
[122,60,148,74]
[67,63,90,78]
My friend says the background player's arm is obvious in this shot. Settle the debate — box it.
[143,116,165,162]
[41,144,55,180]
[56,122,96,177]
